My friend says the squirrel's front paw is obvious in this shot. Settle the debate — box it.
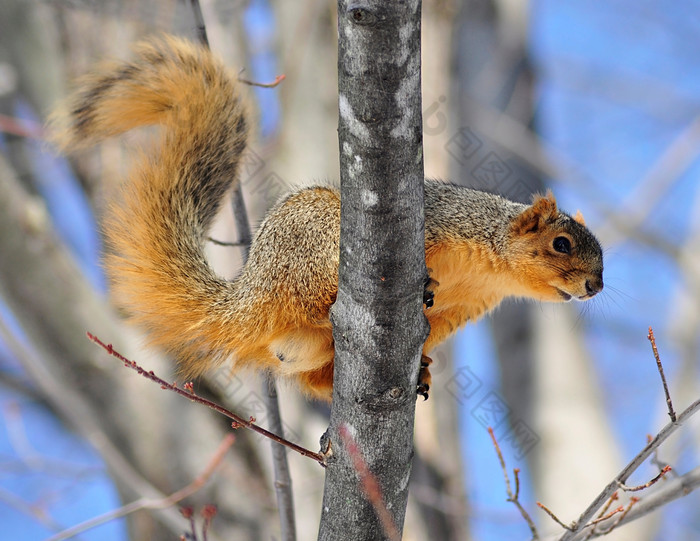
[417,354,433,400]
[424,274,438,309]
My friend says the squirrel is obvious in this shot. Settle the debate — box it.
[50,36,604,402]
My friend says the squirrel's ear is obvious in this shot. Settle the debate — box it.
[511,191,558,235]
[573,210,586,226]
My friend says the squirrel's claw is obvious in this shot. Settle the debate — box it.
[417,354,433,401]
[424,274,438,309]
[417,383,430,401]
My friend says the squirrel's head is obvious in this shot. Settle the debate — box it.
[507,192,604,303]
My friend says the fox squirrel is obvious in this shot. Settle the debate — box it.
[50,36,604,401]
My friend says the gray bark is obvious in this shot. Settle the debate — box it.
[317,1,427,540]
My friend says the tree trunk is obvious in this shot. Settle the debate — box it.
[317,1,427,540]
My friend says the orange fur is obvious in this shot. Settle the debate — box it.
[424,240,511,350]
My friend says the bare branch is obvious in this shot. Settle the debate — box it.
[557,397,700,541]
[206,236,247,247]
[0,486,66,533]
[187,0,209,48]
[617,466,672,492]
[46,435,235,541]
[488,428,540,540]
[610,466,700,525]
[593,498,638,536]
[647,327,676,422]
[585,505,625,528]
[86,332,326,465]
[571,468,700,539]
[553,326,700,540]
[263,377,297,541]
[537,501,576,531]
[239,73,287,88]
[0,113,45,139]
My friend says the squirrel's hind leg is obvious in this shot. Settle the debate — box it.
[268,323,335,401]
[296,361,334,402]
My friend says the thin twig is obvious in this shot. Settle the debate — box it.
[338,424,401,541]
[263,377,297,541]
[207,236,246,247]
[584,506,624,527]
[0,306,189,535]
[617,466,671,492]
[647,327,676,422]
[0,487,66,533]
[239,74,287,88]
[602,466,700,530]
[594,491,617,519]
[488,427,513,495]
[538,501,624,533]
[647,434,678,478]
[537,502,573,531]
[0,114,45,139]
[595,498,638,536]
[581,492,617,541]
[558,396,700,541]
[541,468,665,537]
[581,491,618,539]
[86,332,326,466]
[201,504,217,541]
[488,428,540,539]
[559,461,672,539]
[180,507,197,541]
[188,0,209,48]
[46,435,235,541]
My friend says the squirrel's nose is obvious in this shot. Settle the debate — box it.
[585,275,603,297]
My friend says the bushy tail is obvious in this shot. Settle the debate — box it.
[50,36,252,376]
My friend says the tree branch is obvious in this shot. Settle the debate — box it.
[46,434,235,541]
[488,428,539,540]
[264,377,298,541]
[86,332,326,466]
[647,327,676,422]
[557,397,700,540]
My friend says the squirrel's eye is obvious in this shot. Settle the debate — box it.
[553,236,571,254]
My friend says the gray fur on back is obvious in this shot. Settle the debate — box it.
[424,179,526,253]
